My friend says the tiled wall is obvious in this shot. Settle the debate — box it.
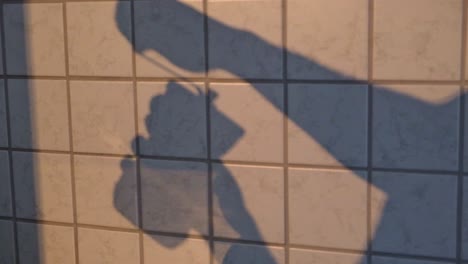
[0,0,466,264]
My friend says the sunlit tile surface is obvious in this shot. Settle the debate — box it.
[78,228,140,264]
[75,155,138,229]
[373,0,462,80]
[67,2,133,76]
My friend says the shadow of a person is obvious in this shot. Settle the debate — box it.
[114,81,280,263]
[114,0,464,263]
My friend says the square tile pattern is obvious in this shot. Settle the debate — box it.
[66,2,133,76]
[371,171,457,258]
[289,168,368,250]
[212,164,284,243]
[140,159,208,235]
[0,0,465,263]
[8,79,69,151]
[288,84,368,167]
[372,84,459,171]
[74,155,138,229]
[210,83,284,163]
[287,0,368,80]
[13,151,73,223]
[134,0,205,78]
[4,3,66,76]
[373,0,462,80]
[137,81,207,158]
[78,228,140,264]
[70,80,135,154]
[208,0,283,79]
[144,235,210,264]
[17,222,75,264]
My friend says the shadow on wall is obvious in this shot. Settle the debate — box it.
[0,4,42,264]
[114,0,463,263]
[115,81,281,263]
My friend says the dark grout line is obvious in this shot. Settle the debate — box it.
[0,73,464,86]
[210,236,285,248]
[281,0,289,263]
[202,0,215,263]
[367,1,374,263]
[76,223,139,234]
[0,3,20,263]
[289,243,367,255]
[1,75,67,80]
[369,167,460,176]
[371,79,462,86]
[128,0,145,263]
[371,251,458,263]
[0,146,464,175]
[456,1,467,264]
[61,3,80,264]
[380,252,460,264]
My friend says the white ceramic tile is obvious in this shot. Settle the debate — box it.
[287,0,368,80]
[134,0,205,77]
[70,81,135,154]
[289,168,367,250]
[137,81,207,158]
[4,3,65,76]
[78,228,140,264]
[17,222,75,264]
[213,164,284,243]
[13,151,73,223]
[208,0,282,79]
[373,0,461,80]
[372,172,457,257]
[141,159,208,235]
[75,155,138,229]
[373,85,459,170]
[67,1,133,76]
[210,83,283,162]
[8,79,69,151]
[144,235,210,264]
[288,84,368,167]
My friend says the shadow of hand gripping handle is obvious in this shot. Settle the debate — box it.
[114,0,466,263]
[114,82,213,246]
[113,81,282,263]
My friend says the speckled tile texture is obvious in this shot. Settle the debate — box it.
[0,0,466,263]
